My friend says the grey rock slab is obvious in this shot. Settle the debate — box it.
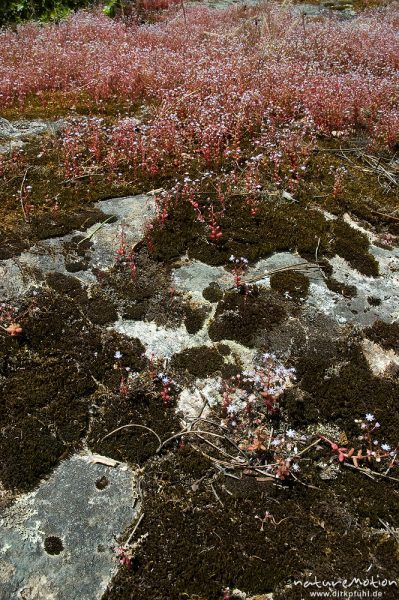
[0,118,63,154]
[307,244,399,327]
[85,195,156,275]
[0,453,139,600]
[0,195,156,301]
[172,259,229,296]
[172,245,399,331]
[112,317,213,358]
[0,117,18,137]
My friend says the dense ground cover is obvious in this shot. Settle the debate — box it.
[0,2,399,599]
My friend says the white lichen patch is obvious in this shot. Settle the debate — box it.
[361,338,399,377]
[178,377,222,421]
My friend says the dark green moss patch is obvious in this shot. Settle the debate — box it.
[208,287,286,347]
[202,281,224,303]
[302,141,399,241]
[148,189,378,277]
[103,446,399,600]
[183,303,209,334]
[364,320,399,352]
[367,296,381,306]
[0,137,140,260]
[330,220,379,277]
[291,341,399,441]
[46,272,87,300]
[0,288,145,491]
[270,270,310,301]
[326,276,358,298]
[0,417,65,491]
[44,536,64,556]
[84,292,118,326]
[170,345,225,379]
[95,476,109,490]
[101,249,185,328]
[87,388,180,465]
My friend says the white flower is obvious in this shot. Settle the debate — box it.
[114,351,122,359]
[381,443,391,451]
[292,463,300,472]
[286,428,296,439]
[226,404,237,415]
[271,438,281,446]
[229,255,235,262]
[365,413,375,422]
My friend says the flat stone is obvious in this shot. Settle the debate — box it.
[0,195,156,301]
[0,453,139,600]
[86,195,156,275]
[112,318,213,358]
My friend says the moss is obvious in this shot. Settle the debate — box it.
[103,443,399,600]
[95,475,109,490]
[291,341,399,441]
[44,536,64,556]
[208,287,286,348]
[87,389,180,465]
[326,276,358,298]
[0,137,140,261]
[0,417,65,491]
[367,296,381,306]
[102,249,185,328]
[0,288,145,491]
[1,92,142,121]
[148,185,378,277]
[330,220,379,277]
[270,270,310,301]
[364,320,399,352]
[202,282,223,303]
[302,141,399,239]
[84,293,118,326]
[45,271,87,300]
[171,346,225,379]
[183,304,209,334]
[216,343,231,356]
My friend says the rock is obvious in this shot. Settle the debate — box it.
[0,117,17,137]
[0,453,140,600]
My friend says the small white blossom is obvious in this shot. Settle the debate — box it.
[114,351,122,359]
[365,413,375,422]
[381,443,391,451]
[286,428,296,439]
